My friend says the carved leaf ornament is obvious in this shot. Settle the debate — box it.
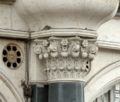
[33,37,98,81]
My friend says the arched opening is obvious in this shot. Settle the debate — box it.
[85,61,120,102]
[93,84,120,102]
[0,93,7,102]
[0,70,24,102]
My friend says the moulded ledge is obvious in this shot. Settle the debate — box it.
[0,0,16,4]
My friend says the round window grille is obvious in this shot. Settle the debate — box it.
[2,43,23,69]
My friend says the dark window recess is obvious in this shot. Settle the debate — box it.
[3,57,7,62]
[0,0,15,1]
[13,46,17,51]
[13,63,17,68]
[117,3,120,13]
[17,51,21,56]
[7,46,11,51]
[7,62,11,67]
[31,85,48,102]
[0,0,16,4]
[17,58,21,63]
[3,50,7,55]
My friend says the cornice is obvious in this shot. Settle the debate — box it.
[0,29,120,51]
[0,0,16,4]
[97,40,120,50]
[0,29,29,39]
[31,29,97,39]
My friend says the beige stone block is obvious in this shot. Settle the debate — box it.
[0,39,25,101]
[98,17,120,43]
[0,82,17,102]
[11,6,29,31]
[0,4,11,29]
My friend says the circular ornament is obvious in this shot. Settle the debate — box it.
[2,43,23,69]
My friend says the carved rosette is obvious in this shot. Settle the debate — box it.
[33,37,98,83]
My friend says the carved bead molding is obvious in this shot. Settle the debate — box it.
[33,37,98,83]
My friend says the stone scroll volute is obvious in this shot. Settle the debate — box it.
[33,37,98,83]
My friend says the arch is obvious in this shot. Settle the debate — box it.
[0,69,25,102]
[85,61,120,102]
[0,92,7,102]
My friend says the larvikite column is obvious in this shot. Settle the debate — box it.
[49,82,84,102]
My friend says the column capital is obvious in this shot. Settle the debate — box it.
[33,37,98,83]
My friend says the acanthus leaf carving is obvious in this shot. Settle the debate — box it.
[33,37,98,82]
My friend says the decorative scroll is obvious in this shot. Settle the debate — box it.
[33,37,98,82]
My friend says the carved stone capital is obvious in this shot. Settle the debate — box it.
[33,37,98,83]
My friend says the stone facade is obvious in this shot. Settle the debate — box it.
[0,0,120,102]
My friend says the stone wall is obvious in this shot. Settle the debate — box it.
[0,2,120,102]
[0,38,26,102]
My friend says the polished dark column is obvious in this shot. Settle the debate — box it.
[49,82,84,102]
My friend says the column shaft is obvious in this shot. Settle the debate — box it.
[49,82,84,102]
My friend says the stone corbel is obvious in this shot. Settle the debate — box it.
[33,37,98,83]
